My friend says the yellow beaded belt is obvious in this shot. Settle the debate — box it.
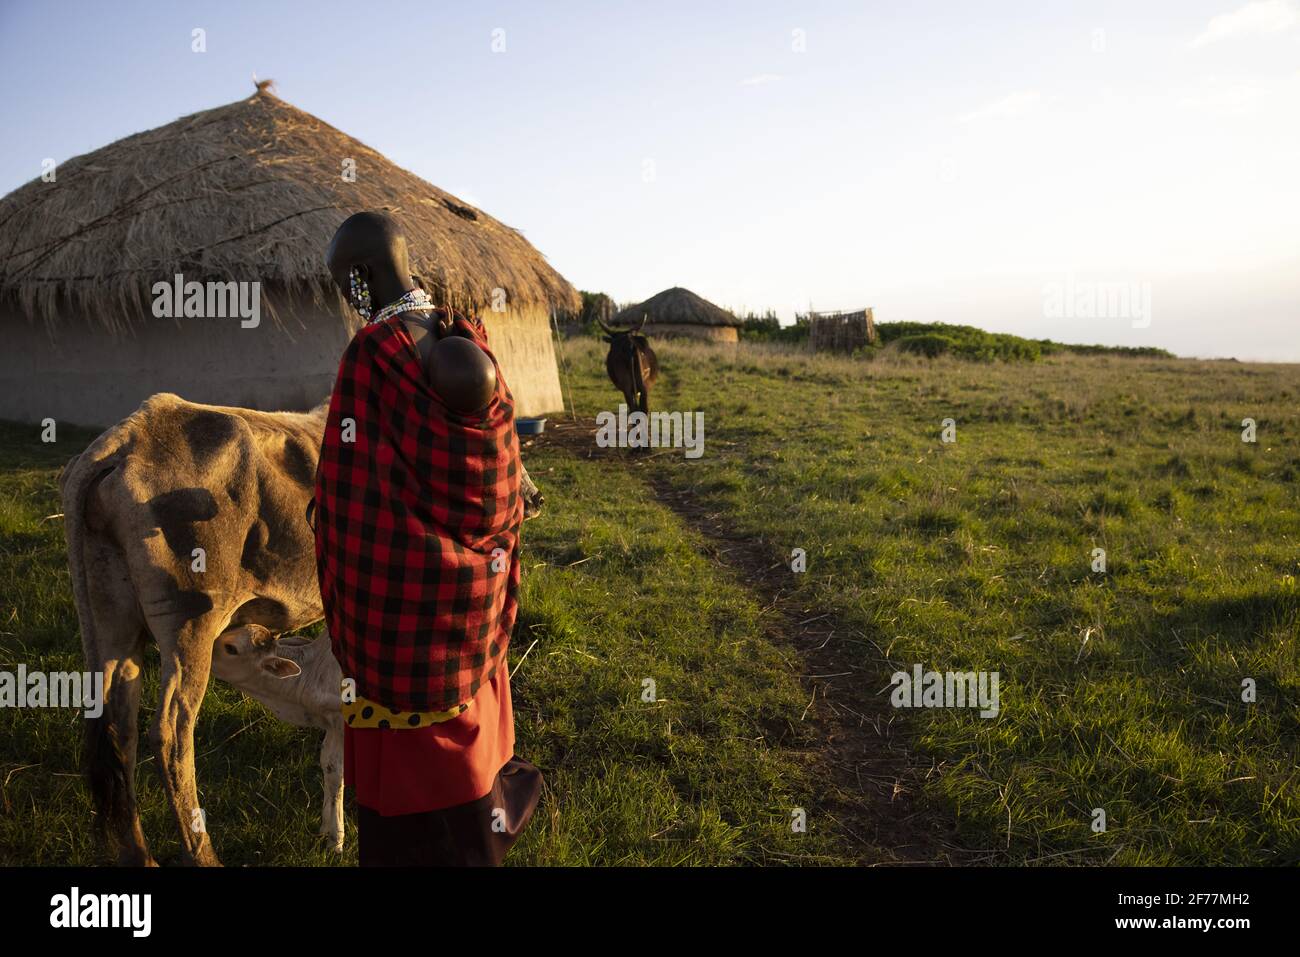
[342,694,470,729]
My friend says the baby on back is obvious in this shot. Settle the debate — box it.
[323,211,497,415]
[404,316,498,414]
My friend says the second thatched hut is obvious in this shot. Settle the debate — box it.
[612,287,742,342]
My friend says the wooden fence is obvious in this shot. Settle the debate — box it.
[808,308,877,352]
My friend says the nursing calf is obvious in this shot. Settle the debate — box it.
[209,624,345,852]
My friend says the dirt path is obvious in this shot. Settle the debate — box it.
[529,417,976,865]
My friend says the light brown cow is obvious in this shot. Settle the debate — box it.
[59,392,542,866]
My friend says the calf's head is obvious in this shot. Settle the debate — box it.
[211,624,302,682]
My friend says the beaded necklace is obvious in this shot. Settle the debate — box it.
[367,287,438,326]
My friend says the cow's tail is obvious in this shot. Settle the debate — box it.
[57,434,132,847]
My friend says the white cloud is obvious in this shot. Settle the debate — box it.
[740,73,783,87]
[1181,71,1300,112]
[959,90,1042,124]
[1182,78,1269,112]
[1190,0,1298,48]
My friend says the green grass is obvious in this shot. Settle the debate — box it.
[1,338,1296,865]
[555,338,1298,865]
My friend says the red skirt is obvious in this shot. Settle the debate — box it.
[345,667,515,816]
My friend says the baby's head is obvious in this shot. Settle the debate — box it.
[426,334,497,413]
[211,624,301,683]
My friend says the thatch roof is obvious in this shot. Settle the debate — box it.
[0,90,580,333]
[612,287,739,328]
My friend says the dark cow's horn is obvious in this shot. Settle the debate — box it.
[596,317,615,335]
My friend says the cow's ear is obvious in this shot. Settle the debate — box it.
[602,335,613,343]
[262,657,302,679]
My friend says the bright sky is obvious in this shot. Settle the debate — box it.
[2,0,1297,360]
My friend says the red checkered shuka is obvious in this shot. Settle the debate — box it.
[313,309,523,713]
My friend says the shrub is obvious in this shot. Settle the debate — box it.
[896,333,956,358]
[740,312,809,344]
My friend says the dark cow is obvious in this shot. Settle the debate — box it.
[599,315,659,415]
[59,392,544,866]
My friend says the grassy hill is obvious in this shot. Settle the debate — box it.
[740,316,1176,361]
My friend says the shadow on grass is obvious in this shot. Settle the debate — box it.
[1152,591,1299,637]
[0,419,101,473]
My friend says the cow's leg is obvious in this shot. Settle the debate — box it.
[319,721,344,852]
[99,645,152,865]
[80,532,155,866]
[148,616,224,866]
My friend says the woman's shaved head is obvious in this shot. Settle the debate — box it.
[326,211,411,296]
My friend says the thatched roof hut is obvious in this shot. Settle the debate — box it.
[613,287,741,342]
[0,89,580,426]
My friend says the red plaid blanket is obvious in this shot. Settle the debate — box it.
[313,310,523,713]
